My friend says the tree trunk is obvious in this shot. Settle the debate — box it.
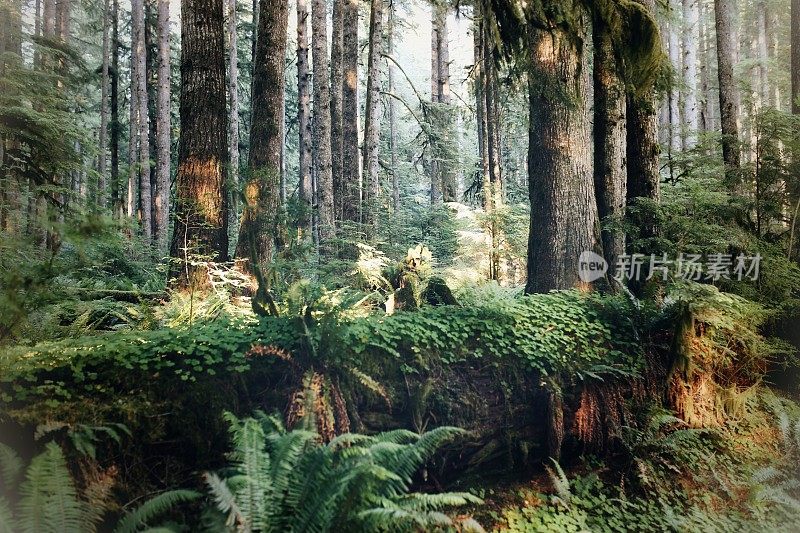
[97,0,110,206]
[429,2,456,204]
[110,0,121,218]
[311,0,334,245]
[474,10,490,214]
[525,5,601,293]
[593,12,627,273]
[474,7,499,280]
[55,0,70,42]
[714,0,741,178]
[387,4,399,212]
[626,0,661,242]
[341,0,360,223]
[667,1,680,178]
[793,0,800,114]
[226,0,239,251]
[682,0,699,149]
[362,0,382,229]
[297,0,312,235]
[170,0,230,287]
[146,0,158,235]
[756,0,769,108]
[132,0,152,239]
[154,0,170,252]
[699,4,713,132]
[235,0,288,270]
[429,3,442,204]
[386,2,400,213]
[484,19,501,207]
[330,0,344,222]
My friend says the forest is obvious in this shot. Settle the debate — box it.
[1,0,800,530]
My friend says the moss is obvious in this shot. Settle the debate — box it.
[422,276,458,306]
[485,0,663,95]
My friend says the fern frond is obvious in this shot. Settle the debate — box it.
[546,458,572,505]
[347,366,391,407]
[33,421,69,441]
[17,442,84,533]
[458,516,487,533]
[112,490,200,533]
[752,466,782,484]
[754,486,800,512]
[0,495,15,533]
[204,473,245,530]
[0,442,23,487]
[228,418,271,531]
[393,492,482,511]
[370,429,419,445]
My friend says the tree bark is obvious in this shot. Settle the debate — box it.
[483,19,501,207]
[297,0,312,235]
[756,0,769,108]
[429,2,456,204]
[626,0,662,241]
[593,12,627,273]
[362,0,382,229]
[170,0,230,287]
[226,0,239,250]
[110,0,121,218]
[793,0,800,114]
[311,0,334,245]
[235,0,288,270]
[682,0,699,149]
[154,0,170,252]
[387,4,399,212]
[714,0,741,178]
[474,10,490,215]
[667,1,681,178]
[330,0,344,222]
[525,4,601,293]
[131,0,152,239]
[341,0,360,224]
[97,0,110,206]
[699,3,713,132]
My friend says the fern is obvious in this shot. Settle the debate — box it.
[206,413,482,532]
[0,442,23,487]
[17,442,84,533]
[545,458,572,507]
[113,490,200,533]
[0,496,15,533]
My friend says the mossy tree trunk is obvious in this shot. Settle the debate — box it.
[154,0,170,253]
[682,0,699,149]
[429,1,456,204]
[97,0,110,206]
[362,0,383,231]
[235,0,288,272]
[330,0,344,223]
[626,0,661,242]
[311,0,335,248]
[132,0,152,239]
[297,0,312,236]
[226,0,239,249]
[110,0,121,218]
[593,12,627,273]
[524,2,601,293]
[341,0,360,224]
[714,0,741,180]
[170,0,230,288]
